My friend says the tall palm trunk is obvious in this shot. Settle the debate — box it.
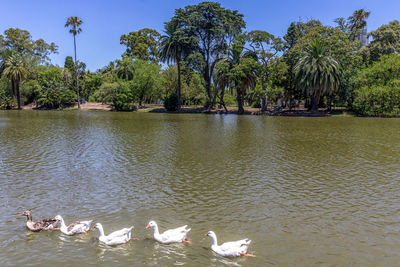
[311,93,319,113]
[177,56,181,111]
[11,79,15,97]
[16,79,21,110]
[73,34,81,109]
[236,86,244,114]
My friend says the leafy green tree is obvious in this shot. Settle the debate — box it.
[334,17,350,33]
[129,59,161,107]
[91,82,119,104]
[82,72,103,100]
[64,56,75,76]
[2,54,28,109]
[159,20,194,110]
[351,54,400,115]
[0,77,13,109]
[295,39,341,112]
[247,30,284,112]
[368,20,400,61]
[120,28,160,61]
[170,2,246,108]
[216,38,257,114]
[283,20,322,109]
[65,16,83,108]
[161,65,205,106]
[35,67,76,108]
[113,82,134,111]
[0,28,58,63]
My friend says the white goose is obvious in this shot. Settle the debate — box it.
[205,231,254,257]
[94,223,134,245]
[53,215,92,235]
[146,220,191,244]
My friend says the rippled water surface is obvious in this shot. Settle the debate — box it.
[1,110,400,266]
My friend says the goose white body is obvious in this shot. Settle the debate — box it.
[95,223,133,245]
[206,231,252,257]
[147,221,191,244]
[54,215,92,235]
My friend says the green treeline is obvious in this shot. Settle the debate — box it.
[1,2,400,115]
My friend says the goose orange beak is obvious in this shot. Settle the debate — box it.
[146,224,150,229]
[205,233,208,236]
[51,217,56,220]
[20,213,25,216]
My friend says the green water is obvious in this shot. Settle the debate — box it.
[1,110,400,266]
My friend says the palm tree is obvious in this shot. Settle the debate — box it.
[159,22,190,111]
[295,39,341,112]
[116,56,134,80]
[2,54,27,109]
[215,40,257,114]
[65,16,83,108]
[348,9,370,41]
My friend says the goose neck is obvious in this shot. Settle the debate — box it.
[210,234,218,246]
[97,224,105,237]
[59,217,67,229]
[152,224,160,236]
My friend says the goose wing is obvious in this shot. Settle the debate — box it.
[28,218,57,231]
[106,226,133,240]
[161,225,190,241]
[219,239,251,255]
[67,220,92,233]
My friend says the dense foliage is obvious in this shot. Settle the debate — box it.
[1,4,399,115]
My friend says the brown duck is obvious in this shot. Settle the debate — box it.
[20,210,58,231]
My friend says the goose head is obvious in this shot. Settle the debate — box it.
[52,215,63,222]
[20,210,32,221]
[205,231,217,238]
[146,220,157,229]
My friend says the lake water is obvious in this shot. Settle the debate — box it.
[1,110,400,266]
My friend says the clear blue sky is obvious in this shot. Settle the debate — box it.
[1,0,399,70]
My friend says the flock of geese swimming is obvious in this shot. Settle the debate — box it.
[20,210,255,257]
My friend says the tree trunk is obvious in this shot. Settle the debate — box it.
[311,94,319,113]
[203,63,212,109]
[288,95,293,111]
[237,87,244,114]
[218,88,228,113]
[261,83,267,112]
[73,34,81,109]
[177,57,181,111]
[16,80,21,110]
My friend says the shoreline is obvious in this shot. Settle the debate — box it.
[16,102,345,117]
[12,102,397,118]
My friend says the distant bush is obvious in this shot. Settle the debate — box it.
[164,93,178,111]
[113,83,134,111]
[0,79,13,109]
[21,80,40,105]
[352,81,400,115]
[351,54,400,116]
[35,68,76,108]
[252,101,261,108]
[90,82,119,104]
[223,93,236,106]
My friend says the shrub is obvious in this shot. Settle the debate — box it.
[352,82,400,115]
[90,82,119,104]
[35,67,76,108]
[21,80,40,105]
[164,93,178,111]
[0,79,14,109]
[113,83,134,111]
[252,101,261,108]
